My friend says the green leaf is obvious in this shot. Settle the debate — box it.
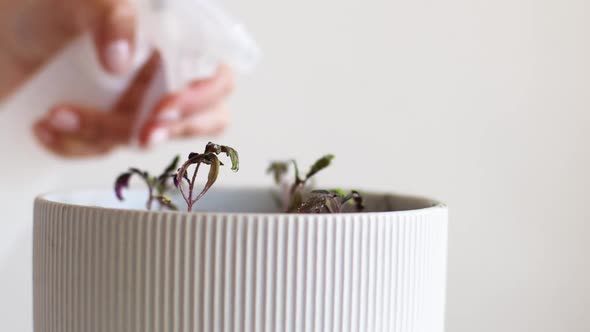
[305,154,334,180]
[267,161,290,184]
[146,176,157,188]
[155,181,167,195]
[220,145,239,172]
[154,195,178,211]
[156,155,180,195]
[329,188,348,197]
[203,142,239,171]
[291,160,301,183]
[159,155,180,179]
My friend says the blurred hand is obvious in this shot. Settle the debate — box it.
[0,0,234,157]
[33,51,234,157]
[0,0,138,96]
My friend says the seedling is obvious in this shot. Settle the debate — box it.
[267,155,364,213]
[173,142,239,212]
[115,145,358,213]
[299,189,364,213]
[115,142,239,212]
[114,156,180,210]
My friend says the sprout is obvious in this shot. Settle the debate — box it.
[114,156,180,210]
[173,142,239,212]
[268,155,364,213]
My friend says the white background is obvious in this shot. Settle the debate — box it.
[1,0,589,331]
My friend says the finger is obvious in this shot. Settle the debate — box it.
[113,50,163,116]
[152,65,235,122]
[43,105,132,144]
[38,50,162,156]
[33,121,114,158]
[140,105,230,147]
[88,0,137,75]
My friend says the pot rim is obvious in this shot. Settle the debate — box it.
[35,186,447,218]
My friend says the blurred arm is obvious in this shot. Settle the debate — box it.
[0,0,78,101]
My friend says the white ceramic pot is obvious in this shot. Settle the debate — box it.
[33,188,448,332]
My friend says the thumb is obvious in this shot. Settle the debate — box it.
[89,0,137,75]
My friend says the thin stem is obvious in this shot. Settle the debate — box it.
[191,162,201,191]
[146,185,154,210]
[187,163,202,212]
[177,175,190,209]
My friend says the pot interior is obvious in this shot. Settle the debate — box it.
[41,188,441,213]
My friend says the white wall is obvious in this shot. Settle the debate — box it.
[1,0,589,331]
[225,1,590,330]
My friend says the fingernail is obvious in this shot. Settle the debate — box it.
[148,127,169,146]
[36,127,55,145]
[50,108,80,132]
[158,109,182,122]
[105,39,131,74]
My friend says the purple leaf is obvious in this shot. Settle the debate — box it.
[158,155,180,183]
[114,172,132,201]
[128,168,148,179]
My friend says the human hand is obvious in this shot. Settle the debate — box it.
[0,0,138,98]
[0,0,235,157]
[33,51,234,158]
